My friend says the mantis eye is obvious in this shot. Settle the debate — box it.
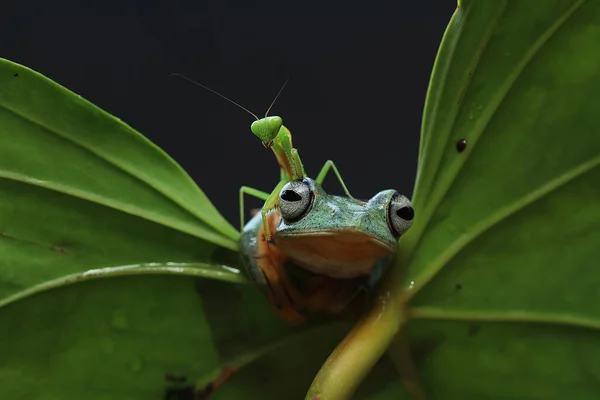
[279,179,314,222]
[387,193,414,238]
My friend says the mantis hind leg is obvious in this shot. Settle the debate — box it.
[238,186,270,231]
[315,160,354,199]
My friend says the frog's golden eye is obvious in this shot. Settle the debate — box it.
[279,179,314,223]
[387,193,414,238]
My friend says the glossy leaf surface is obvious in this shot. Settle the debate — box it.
[393,0,600,398]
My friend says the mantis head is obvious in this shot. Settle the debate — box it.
[251,116,283,148]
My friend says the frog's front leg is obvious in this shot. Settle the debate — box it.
[241,210,307,324]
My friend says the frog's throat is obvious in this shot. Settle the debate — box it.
[275,230,396,279]
[276,229,396,252]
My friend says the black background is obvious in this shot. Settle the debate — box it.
[1,0,455,226]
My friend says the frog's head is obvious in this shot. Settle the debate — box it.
[274,178,414,278]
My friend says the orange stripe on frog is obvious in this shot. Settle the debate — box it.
[253,210,306,324]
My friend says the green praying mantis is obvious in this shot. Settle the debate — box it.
[241,113,356,241]
[174,74,415,323]
[173,75,354,240]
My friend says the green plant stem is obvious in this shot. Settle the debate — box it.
[305,249,411,400]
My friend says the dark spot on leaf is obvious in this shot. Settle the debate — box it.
[164,386,195,400]
[455,283,462,291]
[52,242,70,254]
[281,189,302,202]
[468,324,481,337]
[13,72,19,77]
[456,139,468,152]
[164,373,187,383]
[396,206,414,221]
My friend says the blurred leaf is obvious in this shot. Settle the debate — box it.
[393,0,600,398]
[0,273,294,400]
[0,268,408,400]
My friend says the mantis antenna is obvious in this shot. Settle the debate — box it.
[169,72,259,120]
[264,79,289,117]
[169,73,289,119]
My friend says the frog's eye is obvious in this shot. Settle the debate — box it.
[387,193,414,238]
[279,179,314,222]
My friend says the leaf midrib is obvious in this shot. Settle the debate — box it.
[0,171,236,250]
[0,95,238,249]
[415,1,506,208]
[0,262,248,310]
[408,157,600,296]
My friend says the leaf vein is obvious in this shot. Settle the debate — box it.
[406,0,587,278]
[408,154,600,296]
[0,171,236,250]
[409,306,600,331]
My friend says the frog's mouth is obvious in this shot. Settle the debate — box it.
[275,230,395,279]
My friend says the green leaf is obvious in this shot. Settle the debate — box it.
[0,265,407,399]
[0,58,238,253]
[0,57,260,398]
[0,57,244,303]
[0,274,281,400]
[395,0,600,397]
